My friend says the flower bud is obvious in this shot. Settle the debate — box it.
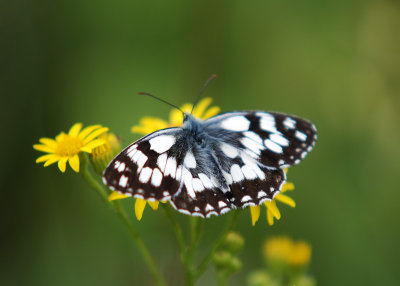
[90,133,120,174]
[223,232,244,254]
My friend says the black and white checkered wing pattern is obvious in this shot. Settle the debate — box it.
[204,111,317,169]
[103,128,184,201]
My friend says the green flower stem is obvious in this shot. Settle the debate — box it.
[194,210,241,280]
[80,155,166,286]
[185,217,203,286]
[217,271,229,286]
[161,204,187,261]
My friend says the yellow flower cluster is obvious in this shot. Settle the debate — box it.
[263,236,311,267]
[34,123,109,173]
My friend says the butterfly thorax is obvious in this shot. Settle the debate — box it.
[182,114,208,146]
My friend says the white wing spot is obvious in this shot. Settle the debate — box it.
[192,178,204,192]
[165,157,177,178]
[194,206,200,212]
[218,201,227,208]
[241,165,257,180]
[117,162,126,173]
[163,191,169,197]
[151,168,163,187]
[241,195,252,202]
[269,134,289,147]
[283,117,296,129]
[149,135,176,154]
[241,137,264,155]
[220,143,239,158]
[127,144,138,153]
[127,149,137,160]
[222,171,233,185]
[257,191,267,198]
[176,165,183,181]
[136,153,148,173]
[114,161,121,169]
[184,151,196,169]
[295,130,307,141]
[205,204,214,212]
[231,164,244,182]
[264,139,283,154]
[241,152,266,180]
[119,175,128,188]
[157,153,168,172]
[132,150,142,163]
[183,168,196,199]
[139,167,152,183]
[199,173,213,188]
[259,114,281,134]
[220,116,250,131]
[244,131,263,144]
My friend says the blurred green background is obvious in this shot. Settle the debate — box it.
[2,0,400,285]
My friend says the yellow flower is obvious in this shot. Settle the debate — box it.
[111,97,220,221]
[109,193,162,221]
[34,123,109,173]
[90,132,121,174]
[131,97,220,135]
[263,236,311,268]
[249,170,295,226]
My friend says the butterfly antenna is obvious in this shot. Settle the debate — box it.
[190,74,217,114]
[138,92,184,114]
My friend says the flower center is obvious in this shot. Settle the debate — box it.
[56,134,85,156]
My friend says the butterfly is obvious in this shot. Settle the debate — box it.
[102,108,317,218]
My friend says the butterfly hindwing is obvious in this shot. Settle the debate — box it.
[204,111,317,168]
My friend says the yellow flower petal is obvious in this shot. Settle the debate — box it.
[57,157,68,173]
[192,97,212,118]
[68,123,83,137]
[275,193,296,208]
[83,127,109,144]
[33,144,56,153]
[169,108,185,126]
[131,117,169,135]
[267,209,275,225]
[55,132,66,142]
[282,182,295,192]
[82,138,105,151]
[80,146,92,153]
[68,154,80,172]
[78,125,103,139]
[36,154,57,163]
[264,201,281,220]
[135,198,147,221]
[148,201,159,210]
[39,138,58,148]
[109,191,129,201]
[43,156,61,167]
[250,205,261,226]
[202,106,221,119]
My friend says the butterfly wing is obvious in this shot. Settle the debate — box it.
[103,128,185,201]
[204,111,317,168]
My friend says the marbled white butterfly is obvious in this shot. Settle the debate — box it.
[102,100,317,218]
